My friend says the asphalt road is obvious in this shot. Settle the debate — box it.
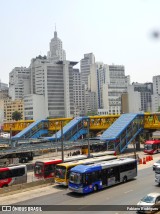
[8,165,159,214]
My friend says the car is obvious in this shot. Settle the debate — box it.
[153,159,160,170]
[137,192,160,213]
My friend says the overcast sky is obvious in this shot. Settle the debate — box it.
[1,0,160,85]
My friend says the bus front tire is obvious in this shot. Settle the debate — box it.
[123,176,127,183]
[93,185,98,192]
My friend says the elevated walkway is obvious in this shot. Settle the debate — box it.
[12,120,49,140]
[45,116,89,141]
[100,113,144,153]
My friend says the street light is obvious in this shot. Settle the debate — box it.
[87,118,91,157]
[55,121,58,143]
[61,121,64,163]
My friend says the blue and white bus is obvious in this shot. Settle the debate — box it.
[69,158,137,194]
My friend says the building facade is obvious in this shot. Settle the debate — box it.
[72,69,85,116]
[3,99,24,122]
[9,67,30,100]
[152,75,160,112]
[23,94,45,120]
[80,53,95,88]
[108,65,130,114]
[47,30,66,63]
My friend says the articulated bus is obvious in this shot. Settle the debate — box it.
[0,165,27,188]
[69,158,137,194]
[34,155,88,179]
[144,140,160,154]
[54,155,117,186]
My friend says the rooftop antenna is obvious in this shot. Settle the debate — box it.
[55,23,56,31]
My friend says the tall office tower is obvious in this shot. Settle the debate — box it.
[88,62,109,115]
[72,69,85,116]
[108,65,130,114]
[80,53,95,88]
[47,29,66,63]
[30,58,76,118]
[152,75,160,112]
[30,55,50,94]
[96,63,110,109]
[132,82,153,112]
[84,90,97,115]
[9,67,30,100]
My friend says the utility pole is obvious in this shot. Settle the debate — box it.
[10,127,13,148]
[55,121,57,143]
[61,121,64,162]
[87,118,90,158]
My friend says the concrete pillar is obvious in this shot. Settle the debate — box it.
[135,135,141,151]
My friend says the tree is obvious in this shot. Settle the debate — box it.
[12,111,22,121]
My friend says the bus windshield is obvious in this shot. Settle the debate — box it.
[70,172,82,184]
[55,166,66,179]
[144,144,152,150]
[34,163,43,175]
[155,167,160,174]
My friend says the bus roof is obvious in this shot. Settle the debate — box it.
[56,155,117,168]
[145,140,160,144]
[0,164,27,171]
[70,158,136,173]
[35,159,62,165]
[34,155,88,165]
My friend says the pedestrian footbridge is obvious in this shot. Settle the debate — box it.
[45,116,89,142]
[12,120,49,140]
[3,113,160,144]
[100,113,144,153]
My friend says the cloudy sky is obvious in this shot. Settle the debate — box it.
[0,0,160,85]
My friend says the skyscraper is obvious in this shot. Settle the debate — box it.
[108,65,130,114]
[47,29,66,63]
[80,53,95,88]
[9,67,30,100]
[152,75,160,112]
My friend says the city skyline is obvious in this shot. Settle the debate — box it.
[1,0,160,85]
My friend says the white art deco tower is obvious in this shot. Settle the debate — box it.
[47,28,66,63]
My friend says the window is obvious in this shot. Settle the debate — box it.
[0,170,12,180]
[11,167,25,177]
[119,163,136,172]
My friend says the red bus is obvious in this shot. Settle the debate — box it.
[144,140,160,154]
[34,152,117,179]
[0,165,27,188]
[34,155,88,179]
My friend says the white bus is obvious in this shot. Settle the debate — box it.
[0,165,27,188]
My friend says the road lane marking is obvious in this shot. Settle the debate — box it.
[124,190,133,194]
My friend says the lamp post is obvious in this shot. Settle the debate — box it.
[55,121,57,143]
[87,118,90,157]
[61,121,64,163]
[10,126,13,148]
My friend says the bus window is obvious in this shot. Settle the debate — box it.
[85,173,92,185]
[44,165,55,177]
[66,167,73,179]
[70,172,82,184]
[91,171,100,183]
[11,167,25,177]
[34,164,43,176]
[55,166,66,179]
[0,170,12,180]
